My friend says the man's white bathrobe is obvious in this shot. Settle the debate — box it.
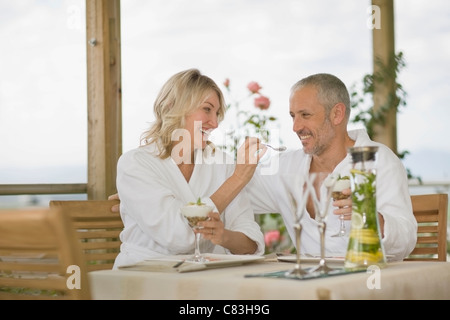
[247,129,417,261]
[113,143,265,269]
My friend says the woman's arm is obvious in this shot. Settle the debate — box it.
[198,211,259,254]
[210,137,266,213]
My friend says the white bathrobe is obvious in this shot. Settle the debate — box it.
[113,143,265,269]
[247,129,417,261]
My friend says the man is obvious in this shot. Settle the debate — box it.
[111,73,417,261]
[245,73,417,260]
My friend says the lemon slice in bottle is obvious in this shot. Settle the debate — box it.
[351,212,364,229]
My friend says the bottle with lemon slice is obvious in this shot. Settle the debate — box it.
[344,146,386,271]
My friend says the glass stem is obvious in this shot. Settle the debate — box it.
[339,214,345,232]
[194,232,201,259]
[294,223,302,269]
[319,221,326,263]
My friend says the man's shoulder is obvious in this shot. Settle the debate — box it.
[351,129,399,159]
[257,148,308,175]
[359,140,399,159]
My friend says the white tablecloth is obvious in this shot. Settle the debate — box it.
[88,259,450,300]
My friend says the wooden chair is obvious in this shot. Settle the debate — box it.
[0,207,91,300]
[49,200,123,271]
[405,193,448,261]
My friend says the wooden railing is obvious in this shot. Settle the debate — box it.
[0,184,87,196]
[1,181,449,209]
[2,181,448,196]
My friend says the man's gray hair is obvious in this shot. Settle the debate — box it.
[291,73,350,120]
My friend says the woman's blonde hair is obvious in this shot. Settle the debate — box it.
[140,68,226,159]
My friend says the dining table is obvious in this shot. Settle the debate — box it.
[88,254,450,301]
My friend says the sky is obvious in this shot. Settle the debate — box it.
[0,0,449,184]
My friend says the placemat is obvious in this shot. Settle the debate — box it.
[245,266,365,280]
[119,253,265,273]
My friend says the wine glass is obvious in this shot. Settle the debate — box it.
[181,204,213,263]
[305,172,337,274]
[282,175,309,278]
[331,176,351,237]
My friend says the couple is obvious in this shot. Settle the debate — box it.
[111,69,417,269]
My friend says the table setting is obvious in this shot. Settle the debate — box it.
[89,147,450,299]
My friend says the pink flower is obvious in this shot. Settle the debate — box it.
[223,78,230,88]
[264,230,281,247]
[254,95,271,110]
[247,81,262,94]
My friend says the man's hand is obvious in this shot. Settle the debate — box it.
[108,193,120,212]
[332,188,352,219]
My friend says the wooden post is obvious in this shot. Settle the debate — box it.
[371,0,397,153]
[86,0,122,200]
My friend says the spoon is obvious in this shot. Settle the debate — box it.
[263,144,287,152]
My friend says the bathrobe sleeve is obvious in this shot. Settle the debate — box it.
[375,145,418,260]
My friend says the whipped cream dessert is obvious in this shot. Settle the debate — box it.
[181,198,213,227]
[332,177,351,200]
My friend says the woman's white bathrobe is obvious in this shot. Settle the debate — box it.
[113,143,265,269]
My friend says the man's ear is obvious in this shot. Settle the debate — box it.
[331,103,347,125]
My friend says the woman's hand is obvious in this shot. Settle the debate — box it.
[234,137,267,183]
[197,211,224,245]
[197,211,258,254]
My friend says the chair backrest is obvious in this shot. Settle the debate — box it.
[405,193,448,261]
[49,200,123,271]
[0,207,91,300]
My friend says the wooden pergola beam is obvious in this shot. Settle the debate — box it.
[372,0,397,153]
[85,0,122,200]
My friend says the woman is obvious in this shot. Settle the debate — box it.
[113,69,265,268]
